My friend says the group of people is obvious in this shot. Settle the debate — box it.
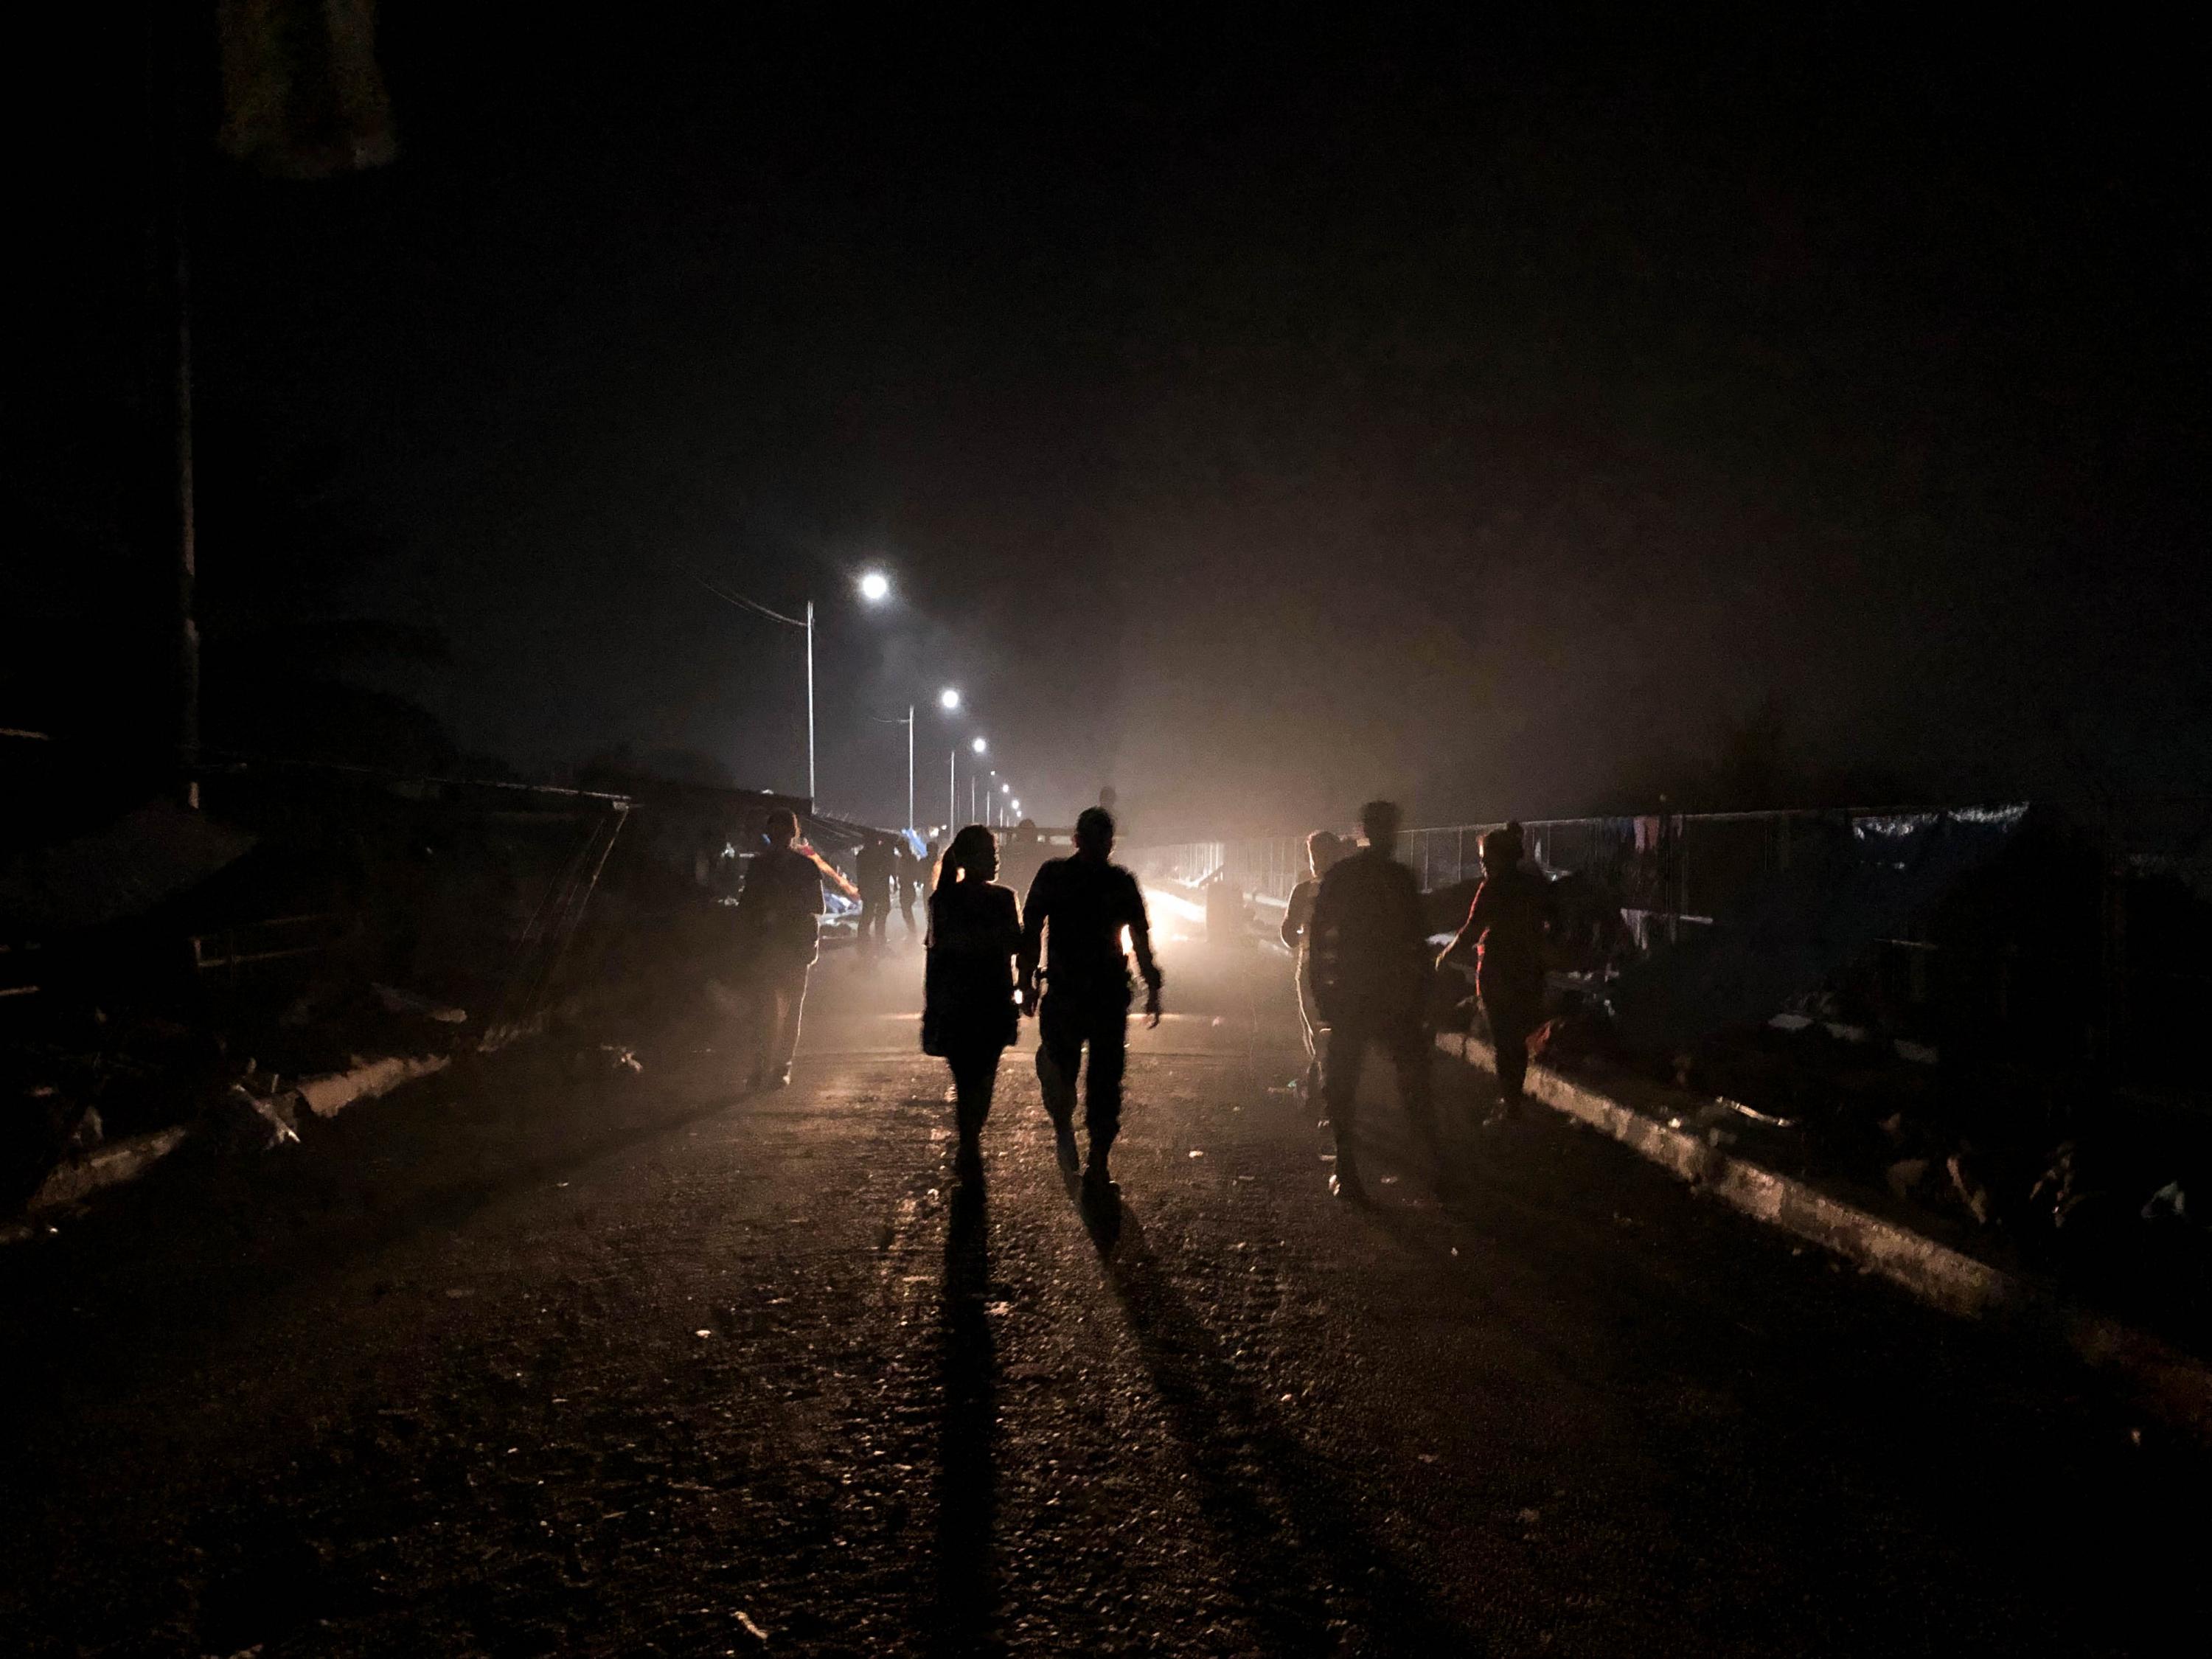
[1282,800,1551,1200]
[852,832,929,959]
[735,794,1548,1208]
[733,804,1162,1204]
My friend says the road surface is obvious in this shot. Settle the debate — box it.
[0,933,2194,1656]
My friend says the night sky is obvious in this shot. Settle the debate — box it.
[12,9,2207,836]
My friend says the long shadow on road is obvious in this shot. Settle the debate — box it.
[1092,1201,1483,1658]
[934,1178,1004,1656]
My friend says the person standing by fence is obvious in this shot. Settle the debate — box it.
[1439,821,1552,1121]
[922,825,1023,1173]
[1310,800,1436,1200]
[1281,830,1343,1100]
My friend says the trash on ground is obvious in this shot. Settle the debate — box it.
[372,982,469,1023]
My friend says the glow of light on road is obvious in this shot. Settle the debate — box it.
[971,737,987,754]
[939,687,961,710]
[1139,881,1208,943]
[857,570,891,602]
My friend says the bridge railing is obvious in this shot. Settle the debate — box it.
[1130,799,2212,1105]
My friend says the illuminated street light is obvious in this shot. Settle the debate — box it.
[939,687,961,711]
[971,736,987,754]
[1009,799,1020,814]
[1001,782,1010,793]
[857,569,891,603]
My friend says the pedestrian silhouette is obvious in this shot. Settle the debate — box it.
[1281,830,1345,1099]
[737,808,838,1090]
[897,838,922,939]
[856,834,898,961]
[923,825,1023,1175]
[1439,821,1552,1121]
[1308,800,1437,1200]
[1018,806,1161,1203]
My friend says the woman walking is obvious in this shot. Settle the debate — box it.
[923,825,1023,1169]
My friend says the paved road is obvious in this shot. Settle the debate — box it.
[0,937,2194,1656]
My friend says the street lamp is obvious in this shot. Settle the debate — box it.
[688,567,894,804]
[939,687,961,711]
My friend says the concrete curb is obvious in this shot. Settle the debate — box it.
[22,1127,193,1220]
[1436,1030,2212,1442]
[4,1050,458,1244]
[296,1052,452,1119]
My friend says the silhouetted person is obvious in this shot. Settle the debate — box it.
[856,835,897,960]
[896,839,922,938]
[1205,868,1246,945]
[1019,805,1161,1199]
[923,825,1022,1172]
[1309,799,1436,1200]
[1439,821,1552,1121]
[1281,829,1344,1098]
[738,808,832,1089]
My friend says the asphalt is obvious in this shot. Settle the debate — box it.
[0,928,2197,1657]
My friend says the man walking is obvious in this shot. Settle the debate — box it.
[855,835,897,961]
[1308,799,1437,1200]
[1280,829,1343,1099]
[1438,821,1552,1123]
[895,838,921,940]
[1019,806,1162,1200]
[738,809,831,1090]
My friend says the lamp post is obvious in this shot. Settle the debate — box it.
[872,705,917,831]
[686,566,892,804]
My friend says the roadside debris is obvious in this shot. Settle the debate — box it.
[207,1081,301,1152]
[372,982,469,1024]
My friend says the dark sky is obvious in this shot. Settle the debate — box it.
[13,8,2208,836]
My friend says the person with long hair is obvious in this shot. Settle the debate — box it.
[923,824,1023,1168]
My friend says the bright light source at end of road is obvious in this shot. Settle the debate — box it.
[939,687,961,710]
[971,737,987,754]
[856,570,891,603]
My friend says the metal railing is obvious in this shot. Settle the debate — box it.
[1131,800,2212,1104]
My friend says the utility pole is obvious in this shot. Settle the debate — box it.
[148,4,199,808]
[804,599,815,803]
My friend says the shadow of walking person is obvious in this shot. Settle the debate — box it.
[1096,1206,1481,1657]
[933,1179,1002,1655]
